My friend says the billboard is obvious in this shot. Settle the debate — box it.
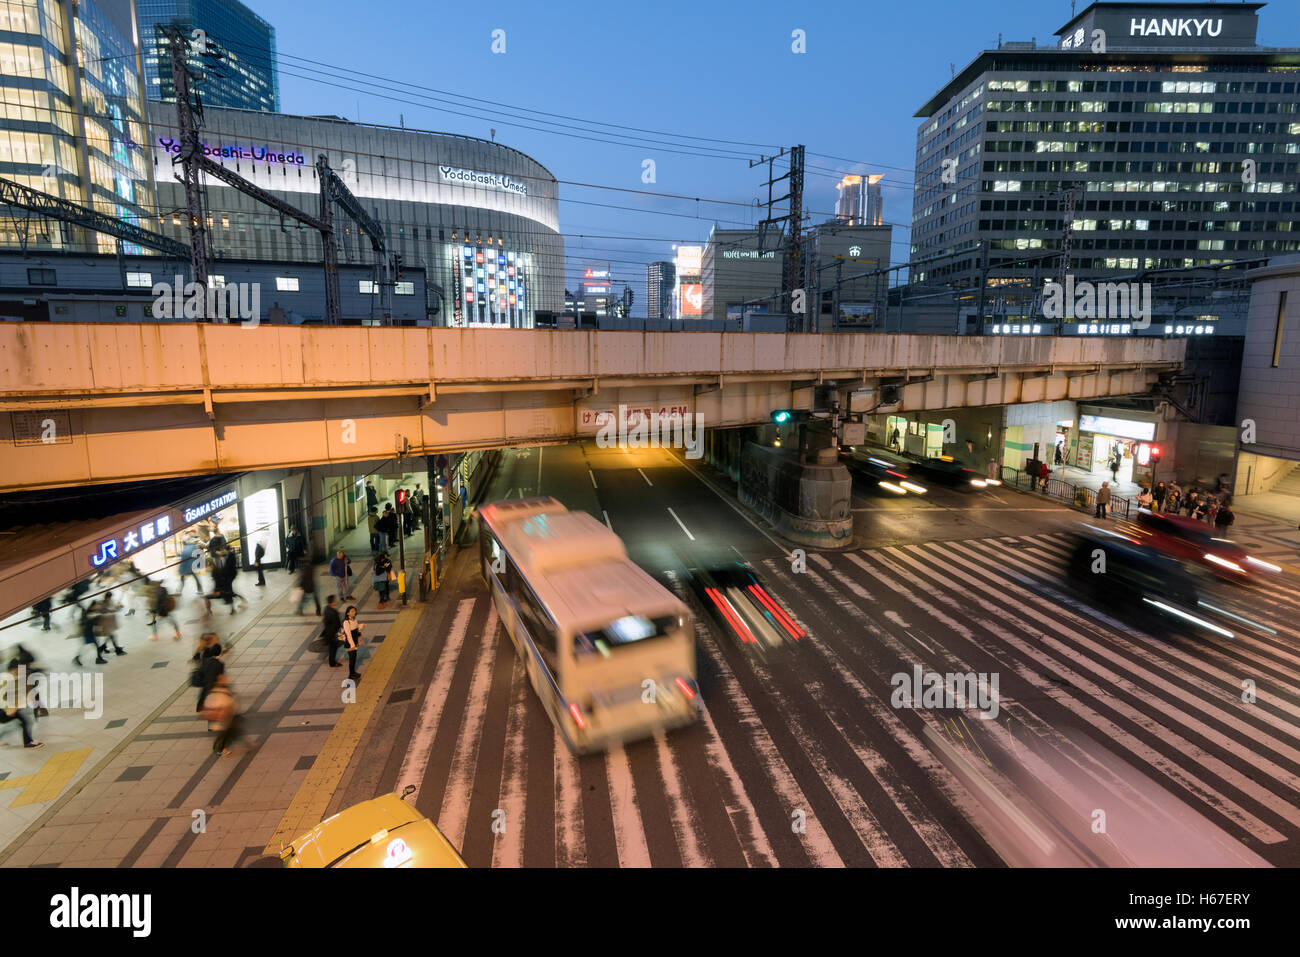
[674,246,702,275]
[681,283,703,318]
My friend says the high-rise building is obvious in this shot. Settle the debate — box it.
[579,261,614,317]
[646,261,676,319]
[0,0,155,254]
[910,1,1300,292]
[835,173,884,226]
[138,0,279,112]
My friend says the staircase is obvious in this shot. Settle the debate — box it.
[1270,463,1300,497]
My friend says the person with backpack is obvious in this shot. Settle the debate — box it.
[149,583,182,641]
[329,550,354,601]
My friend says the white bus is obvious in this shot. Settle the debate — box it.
[478,497,700,753]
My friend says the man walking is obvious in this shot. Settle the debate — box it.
[179,534,204,595]
[1109,450,1121,483]
[321,595,342,668]
[1095,481,1112,519]
[253,539,267,587]
[200,675,241,757]
[296,560,321,616]
[329,550,353,601]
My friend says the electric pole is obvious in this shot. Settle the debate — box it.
[750,145,806,332]
[166,24,208,290]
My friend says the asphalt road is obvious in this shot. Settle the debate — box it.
[344,441,1300,868]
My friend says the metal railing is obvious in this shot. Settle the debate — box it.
[1000,465,1133,519]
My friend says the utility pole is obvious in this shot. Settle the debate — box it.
[1058,182,1081,287]
[166,24,208,290]
[750,145,806,332]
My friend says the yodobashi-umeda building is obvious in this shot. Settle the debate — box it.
[911,1,1300,292]
[145,101,564,325]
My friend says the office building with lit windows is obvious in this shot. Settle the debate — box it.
[646,260,675,319]
[0,0,155,254]
[835,173,884,226]
[137,0,279,112]
[910,1,1300,296]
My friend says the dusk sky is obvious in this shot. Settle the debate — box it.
[249,0,1300,308]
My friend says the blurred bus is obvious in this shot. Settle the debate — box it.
[478,497,700,753]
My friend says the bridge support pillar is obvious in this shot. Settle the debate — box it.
[738,442,853,548]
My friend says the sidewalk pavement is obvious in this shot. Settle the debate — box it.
[0,519,429,865]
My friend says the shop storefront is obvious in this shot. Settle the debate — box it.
[885,415,945,458]
[1077,413,1157,486]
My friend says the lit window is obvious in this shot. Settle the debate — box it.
[126,271,152,288]
[395,281,414,296]
[210,275,226,288]
[276,277,299,291]
[359,280,378,294]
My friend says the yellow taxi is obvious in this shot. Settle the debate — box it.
[280,787,467,868]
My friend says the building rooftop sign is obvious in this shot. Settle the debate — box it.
[1056,2,1263,50]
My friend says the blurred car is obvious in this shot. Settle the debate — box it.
[1116,509,1279,583]
[280,787,467,868]
[839,446,928,496]
[904,453,996,490]
[686,562,806,648]
[1066,527,1233,639]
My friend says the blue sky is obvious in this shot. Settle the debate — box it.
[250,0,1300,308]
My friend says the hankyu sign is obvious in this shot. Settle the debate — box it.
[439,166,528,195]
[1129,16,1222,38]
[156,137,304,165]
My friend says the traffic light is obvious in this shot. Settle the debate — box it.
[1149,445,1162,464]
[393,254,404,280]
[771,410,793,424]
[396,488,408,507]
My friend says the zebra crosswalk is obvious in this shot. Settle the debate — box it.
[388,531,1300,867]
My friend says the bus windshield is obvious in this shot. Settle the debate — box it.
[574,614,680,659]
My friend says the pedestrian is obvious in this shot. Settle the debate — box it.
[95,590,127,657]
[372,552,393,608]
[149,583,183,641]
[296,560,321,616]
[179,534,204,595]
[0,667,42,749]
[412,484,425,528]
[74,602,106,666]
[200,675,241,757]
[1153,482,1166,511]
[380,504,398,547]
[341,605,365,681]
[329,549,353,600]
[1165,484,1181,514]
[193,638,224,713]
[401,497,415,538]
[286,526,306,574]
[207,521,227,556]
[206,548,244,616]
[889,425,901,451]
[1027,457,1039,491]
[253,539,267,587]
[1095,480,1112,519]
[1054,443,1064,466]
[1039,460,1050,490]
[365,480,378,512]
[1110,450,1121,483]
[1215,501,1235,534]
[367,507,382,553]
[30,596,52,631]
[10,645,48,717]
[1137,486,1153,510]
[1185,490,1200,517]
[321,595,342,668]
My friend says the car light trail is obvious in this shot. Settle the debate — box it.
[1244,556,1282,572]
[1142,598,1235,638]
[748,583,805,639]
[1196,600,1277,634]
[878,481,907,495]
[899,481,928,494]
[1203,552,1244,573]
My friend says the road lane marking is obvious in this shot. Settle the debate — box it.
[666,507,695,541]
[603,510,613,530]
[265,606,422,854]
[589,469,598,490]
[395,598,476,796]
[638,468,653,486]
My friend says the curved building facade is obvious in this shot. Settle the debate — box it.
[146,101,564,324]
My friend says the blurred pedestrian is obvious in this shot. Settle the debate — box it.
[295,560,321,616]
[373,552,393,608]
[321,596,342,668]
[1137,486,1153,510]
[412,484,425,528]
[206,548,244,616]
[95,590,126,657]
[11,645,48,717]
[1039,460,1050,490]
[149,583,182,642]
[329,549,353,601]
[285,526,305,573]
[30,597,52,631]
[207,520,228,555]
[1109,450,1121,483]
[0,670,41,749]
[179,534,204,595]
[1027,457,1039,491]
[193,638,224,713]
[1054,443,1064,466]
[200,675,241,756]
[1153,482,1166,511]
[74,602,106,666]
[341,605,365,681]
[1215,501,1235,534]
[1095,481,1112,519]
[253,539,267,587]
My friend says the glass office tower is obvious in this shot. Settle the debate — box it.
[138,0,278,112]
[0,0,154,253]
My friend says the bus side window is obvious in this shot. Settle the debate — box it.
[513,577,558,674]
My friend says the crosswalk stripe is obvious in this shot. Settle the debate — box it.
[834,547,1287,844]
[605,745,652,868]
[653,731,712,867]
[437,605,501,852]
[693,699,777,868]
[490,654,528,869]
[554,728,587,867]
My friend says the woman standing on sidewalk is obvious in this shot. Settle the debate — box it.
[341,605,366,681]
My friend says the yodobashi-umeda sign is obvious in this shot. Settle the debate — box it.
[1055,3,1261,49]
[439,166,528,195]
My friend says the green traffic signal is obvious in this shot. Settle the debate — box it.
[772,410,792,424]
